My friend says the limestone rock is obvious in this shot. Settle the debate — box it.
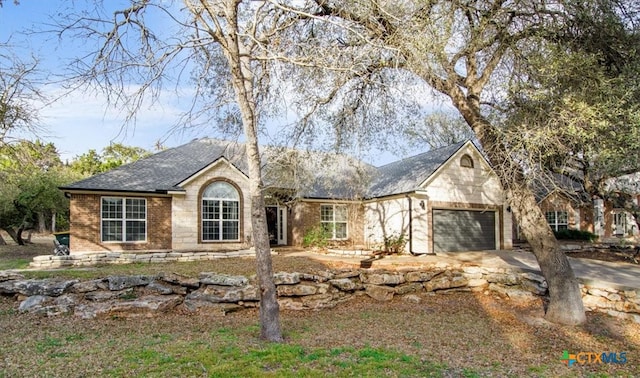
[75,295,182,319]
[360,272,405,285]
[405,270,444,282]
[85,288,134,302]
[485,273,519,286]
[107,275,153,291]
[199,273,248,287]
[277,284,318,297]
[329,278,362,292]
[186,284,258,303]
[273,272,300,285]
[365,285,395,301]
[0,271,24,282]
[424,275,468,292]
[394,283,424,295]
[157,272,200,288]
[19,295,51,313]
[70,279,107,293]
[0,279,78,296]
[146,281,180,295]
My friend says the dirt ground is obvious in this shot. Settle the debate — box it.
[1,234,639,376]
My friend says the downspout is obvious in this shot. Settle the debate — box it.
[406,194,416,255]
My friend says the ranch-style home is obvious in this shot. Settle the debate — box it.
[60,138,513,255]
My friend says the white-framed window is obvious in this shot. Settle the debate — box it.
[320,204,348,239]
[101,197,147,242]
[545,211,568,232]
[202,181,240,241]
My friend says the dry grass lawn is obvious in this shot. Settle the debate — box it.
[0,236,639,377]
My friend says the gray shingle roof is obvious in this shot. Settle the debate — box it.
[61,139,248,193]
[366,141,466,198]
[61,138,468,199]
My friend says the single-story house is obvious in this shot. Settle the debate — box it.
[60,138,512,254]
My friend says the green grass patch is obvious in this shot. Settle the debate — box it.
[0,258,31,270]
[104,333,444,377]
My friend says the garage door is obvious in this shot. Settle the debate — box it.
[432,209,496,252]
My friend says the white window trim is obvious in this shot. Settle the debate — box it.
[546,210,568,232]
[201,183,240,242]
[320,204,348,240]
[100,197,147,243]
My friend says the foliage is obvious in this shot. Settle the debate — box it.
[554,229,598,242]
[0,140,79,243]
[0,44,43,146]
[383,233,406,254]
[302,224,331,249]
[70,144,150,175]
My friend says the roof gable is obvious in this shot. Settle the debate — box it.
[366,141,468,198]
[418,140,494,189]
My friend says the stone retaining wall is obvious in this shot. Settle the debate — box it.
[1,267,638,323]
[29,249,257,269]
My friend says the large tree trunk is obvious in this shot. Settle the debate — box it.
[0,232,6,245]
[3,227,25,246]
[223,6,283,342]
[38,213,46,233]
[472,119,586,325]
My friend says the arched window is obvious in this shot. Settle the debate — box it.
[460,154,474,168]
[202,181,240,241]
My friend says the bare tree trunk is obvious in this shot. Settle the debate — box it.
[3,227,25,246]
[38,213,46,233]
[222,1,283,342]
[470,119,586,325]
[51,213,57,233]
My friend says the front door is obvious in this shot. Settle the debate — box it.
[266,206,287,245]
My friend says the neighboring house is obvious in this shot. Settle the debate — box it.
[60,138,512,255]
[517,173,640,241]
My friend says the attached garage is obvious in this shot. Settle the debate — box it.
[432,209,496,252]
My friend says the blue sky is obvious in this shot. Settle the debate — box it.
[1,1,207,162]
[1,1,436,165]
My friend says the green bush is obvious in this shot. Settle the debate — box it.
[302,224,331,248]
[383,233,406,254]
[553,229,597,241]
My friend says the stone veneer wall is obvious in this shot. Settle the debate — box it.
[30,250,256,269]
[2,266,638,323]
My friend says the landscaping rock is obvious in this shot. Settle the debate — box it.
[405,270,445,282]
[277,284,318,297]
[403,294,422,304]
[199,273,248,287]
[186,284,258,303]
[70,279,107,293]
[107,275,153,291]
[18,295,51,313]
[360,272,405,285]
[485,273,519,286]
[146,281,176,295]
[273,272,300,285]
[394,283,424,295]
[329,278,361,292]
[365,285,395,301]
[75,295,182,319]
[0,271,24,282]
[157,272,200,288]
[0,279,78,296]
[424,275,468,292]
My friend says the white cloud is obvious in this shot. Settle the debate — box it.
[34,85,200,161]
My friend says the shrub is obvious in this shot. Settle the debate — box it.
[553,229,597,241]
[303,224,331,248]
[383,233,406,254]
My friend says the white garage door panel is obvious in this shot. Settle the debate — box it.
[433,209,496,252]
